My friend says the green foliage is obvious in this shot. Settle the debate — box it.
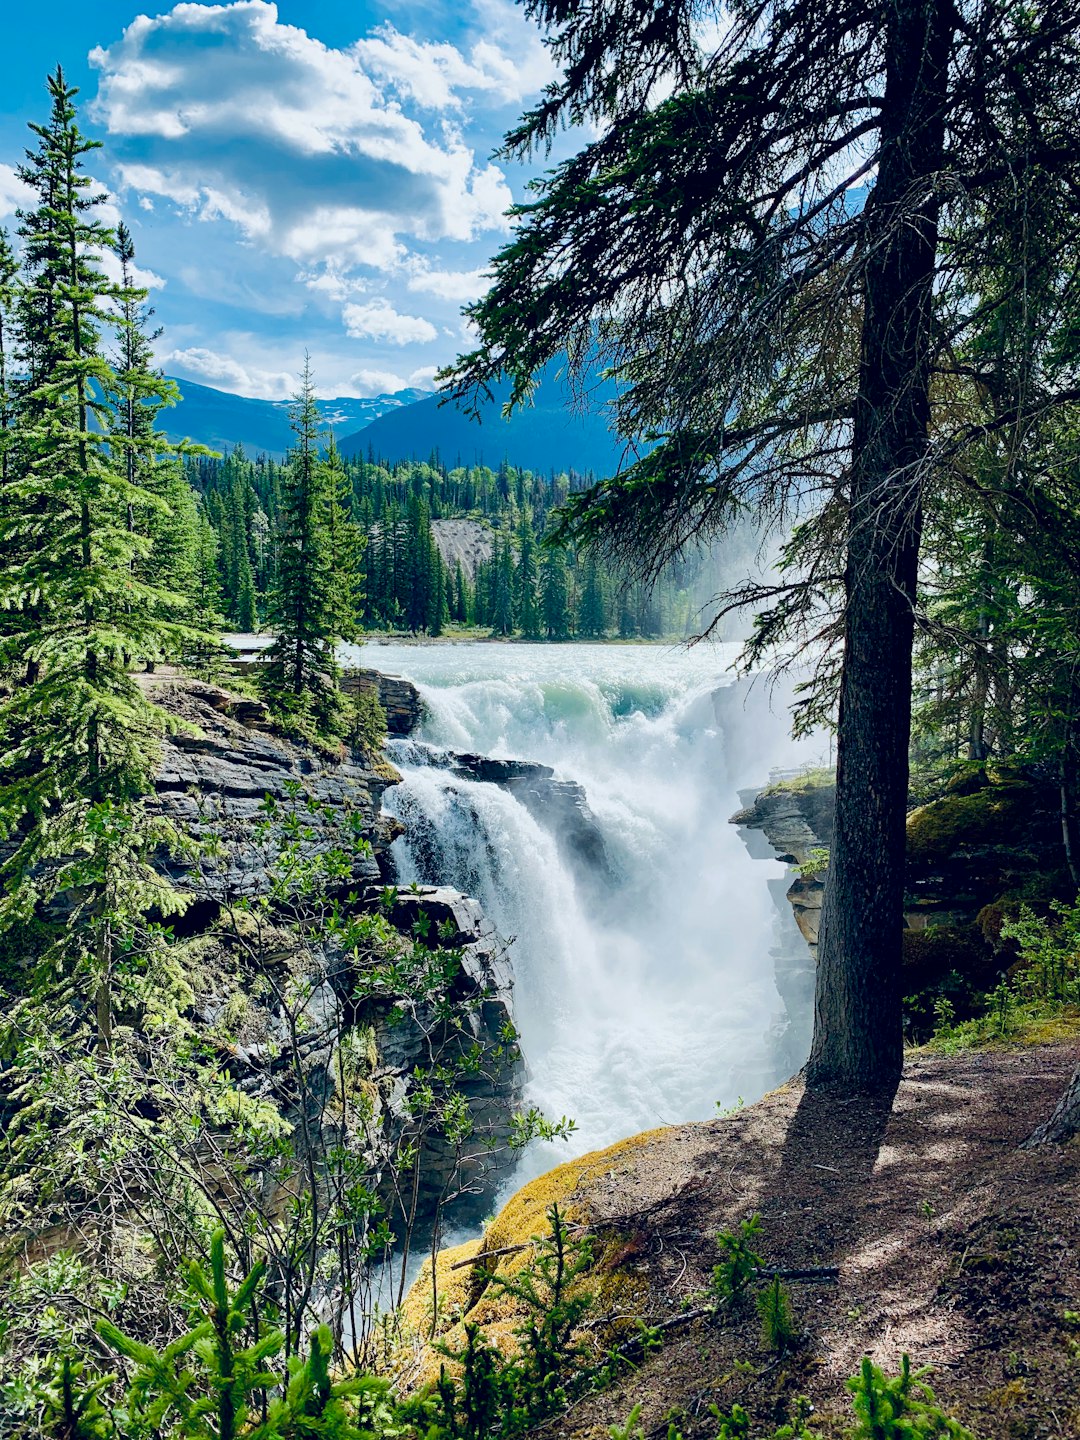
[757,1276,797,1352]
[349,684,388,757]
[846,1356,975,1439]
[927,896,1080,1052]
[711,1214,764,1303]
[796,848,831,879]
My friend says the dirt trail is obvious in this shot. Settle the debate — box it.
[434,1040,1080,1438]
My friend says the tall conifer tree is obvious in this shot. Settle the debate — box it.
[260,359,337,728]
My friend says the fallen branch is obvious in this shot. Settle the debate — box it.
[756,1265,839,1282]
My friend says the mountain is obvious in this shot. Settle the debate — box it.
[161,377,430,459]
[337,366,628,478]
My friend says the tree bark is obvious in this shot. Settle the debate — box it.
[806,0,948,1092]
[1024,1062,1080,1146]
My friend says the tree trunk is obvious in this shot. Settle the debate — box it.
[806,0,948,1093]
[1024,1062,1080,1146]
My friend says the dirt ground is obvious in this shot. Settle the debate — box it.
[492,1041,1080,1439]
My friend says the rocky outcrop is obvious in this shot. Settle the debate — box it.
[731,776,834,959]
[194,882,523,1231]
[148,679,400,898]
[341,669,424,736]
[729,774,834,1069]
[366,887,524,1216]
[145,678,522,1229]
[446,751,612,879]
[392,742,613,882]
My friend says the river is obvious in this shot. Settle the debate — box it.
[340,640,821,1186]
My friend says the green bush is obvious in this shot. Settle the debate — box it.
[349,685,388,756]
[711,1214,764,1303]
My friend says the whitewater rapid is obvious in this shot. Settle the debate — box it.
[341,641,821,1180]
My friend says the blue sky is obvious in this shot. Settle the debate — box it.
[2,2,557,399]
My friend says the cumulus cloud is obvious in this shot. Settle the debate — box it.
[89,1,517,302]
[99,247,167,291]
[162,345,296,400]
[343,299,438,346]
[349,364,440,396]
[354,17,553,111]
[406,265,490,303]
[0,163,34,219]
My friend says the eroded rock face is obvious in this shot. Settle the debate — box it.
[394,742,614,883]
[367,887,523,1217]
[730,782,833,958]
[341,669,424,736]
[148,679,400,897]
[194,885,523,1232]
[147,679,523,1230]
[730,779,833,1068]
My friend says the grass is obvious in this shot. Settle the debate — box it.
[762,765,836,796]
[919,1003,1080,1056]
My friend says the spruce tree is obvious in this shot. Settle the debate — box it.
[260,359,337,729]
[576,552,605,638]
[540,543,570,639]
[321,436,366,646]
[0,69,201,825]
[446,0,1080,1091]
[516,513,541,637]
[0,70,207,1047]
[0,229,17,487]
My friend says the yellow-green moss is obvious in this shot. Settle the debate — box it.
[906,783,1031,865]
[762,767,835,796]
[388,1127,670,1390]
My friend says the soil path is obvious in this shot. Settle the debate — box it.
[491,1041,1080,1438]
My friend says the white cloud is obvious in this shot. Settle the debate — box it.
[406,365,439,389]
[90,1,516,285]
[353,20,553,111]
[347,364,439,397]
[406,265,490,303]
[162,345,296,399]
[99,247,167,291]
[349,367,410,397]
[0,163,34,219]
[343,299,438,346]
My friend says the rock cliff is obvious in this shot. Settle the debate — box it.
[146,677,523,1230]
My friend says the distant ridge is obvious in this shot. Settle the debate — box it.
[337,365,629,477]
[161,365,632,478]
[161,376,430,460]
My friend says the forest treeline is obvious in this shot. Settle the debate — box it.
[187,444,715,642]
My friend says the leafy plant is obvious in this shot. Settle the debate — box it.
[847,1354,976,1438]
[711,1214,764,1303]
[757,1276,798,1352]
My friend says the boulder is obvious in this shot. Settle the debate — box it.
[341,669,424,736]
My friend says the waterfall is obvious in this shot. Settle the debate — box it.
[347,641,819,1181]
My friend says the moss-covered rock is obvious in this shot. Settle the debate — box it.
[388,1129,666,1390]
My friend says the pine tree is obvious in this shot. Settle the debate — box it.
[540,543,570,639]
[260,359,337,729]
[490,533,515,636]
[516,513,541,637]
[321,435,366,645]
[0,70,207,1048]
[444,0,1080,1091]
[576,551,605,638]
[0,69,200,819]
[0,229,17,487]
[111,221,207,668]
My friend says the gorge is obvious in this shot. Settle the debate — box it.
[350,640,825,1187]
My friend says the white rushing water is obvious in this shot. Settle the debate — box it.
[341,640,822,1181]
